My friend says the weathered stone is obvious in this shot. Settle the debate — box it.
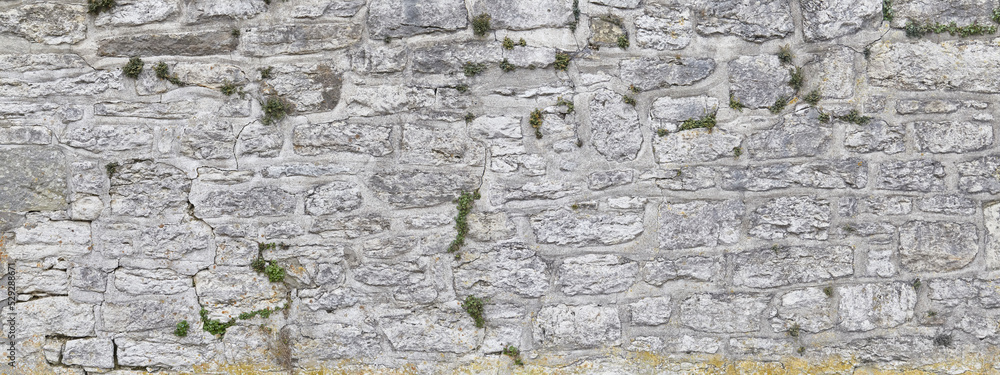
[589,17,625,46]
[841,196,912,216]
[310,214,390,238]
[304,181,362,215]
[115,337,217,367]
[18,265,68,295]
[838,283,916,331]
[172,120,237,160]
[0,126,51,145]
[629,297,672,326]
[401,123,485,166]
[534,304,621,349]
[899,221,978,272]
[589,170,634,190]
[891,0,996,27]
[98,31,239,56]
[351,43,407,73]
[233,123,279,156]
[642,256,719,284]
[368,170,479,208]
[559,254,638,295]
[729,55,795,109]
[10,219,91,261]
[411,42,502,74]
[95,0,177,26]
[64,125,154,153]
[259,64,343,113]
[983,202,1000,270]
[653,129,741,164]
[467,211,514,241]
[0,3,87,45]
[346,86,436,117]
[590,0,641,8]
[958,155,1000,193]
[378,309,480,353]
[876,160,946,192]
[800,0,880,41]
[189,0,267,20]
[641,167,717,191]
[869,40,1000,93]
[293,121,392,156]
[20,297,95,337]
[844,120,905,154]
[472,0,573,30]
[749,196,830,240]
[680,293,770,333]
[110,161,190,217]
[192,186,296,218]
[896,99,973,114]
[589,88,642,162]
[619,57,716,91]
[692,0,793,41]
[913,121,993,153]
[62,338,114,369]
[658,200,742,250]
[635,5,692,50]
[806,46,857,99]
[770,288,835,333]
[195,267,286,319]
[730,246,853,288]
[865,248,897,277]
[721,159,868,191]
[531,208,644,246]
[0,148,67,216]
[367,0,468,38]
[291,0,365,18]
[454,242,549,298]
[241,24,361,56]
[648,95,719,132]
[918,195,976,215]
[746,111,829,159]
[113,269,191,295]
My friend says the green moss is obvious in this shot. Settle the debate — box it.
[261,97,289,125]
[803,89,821,106]
[729,94,745,112]
[463,61,487,77]
[836,109,872,125]
[529,109,543,139]
[883,0,894,21]
[656,128,669,137]
[503,345,524,366]
[824,286,834,297]
[622,94,636,106]
[200,308,236,337]
[679,112,716,131]
[105,162,120,177]
[518,38,527,47]
[464,112,475,124]
[448,190,481,257]
[777,45,793,64]
[554,52,571,71]
[569,0,580,31]
[260,66,273,80]
[456,84,469,93]
[472,13,491,37]
[617,34,629,49]
[788,66,804,92]
[556,97,574,113]
[788,323,801,338]
[499,59,516,72]
[818,111,831,123]
[905,19,997,38]
[122,57,144,79]
[220,80,240,96]
[174,320,189,337]
[502,37,515,50]
[87,0,115,14]
[462,295,487,328]
[732,147,742,158]
[768,96,789,114]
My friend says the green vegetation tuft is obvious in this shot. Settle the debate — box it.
[729,94,745,112]
[200,308,236,337]
[105,162,120,177]
[656,128,669,137]
[570,0,580,31]
[456,84,469,93]
[503,345,524,366]
[777,45,793,64]
[913,278,922,290]
[122,57,144,79]
[732,147,742,158]
[502,37,515,50]
[788,66,804,92]
[463,61,488,77]
[769,96,789,114]
[464,112,475,124]
[252,242,286,282]
[260,66,273,80]
[554,52,571,71]
[231,28,241,38]
[519,38,527,47]
[905,19,997,38]
[499,59,516,72]
[220,80,240,96]
[788,323,801,337]
[629,84,640,93]
[836,109,872,125]
[824,286,834,297]
[529,109,543,139]
[803,89,821,106]
[679,112,716,131]
[556,96,574,113]
[238,305,285,320]
[994,8,1000,24]
[818,111,831,123]
[261,97,289,125]
[87,0,115,14]
[622,94,636,106]
[174,320,189,337]
[447,190,481,257]
[617,34,629,49]
[265,262,285,282]
[883,0,894,21]
[472,13,492,37]
[462,295,487,328]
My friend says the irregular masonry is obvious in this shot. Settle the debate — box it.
[1,0,1000,373]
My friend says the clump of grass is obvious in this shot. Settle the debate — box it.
[105,162,120,177]
[261,97,289,125]
[912,278,922,290]
[231,28,241,38]
[464,112,475,124]
[265,262,285,282]
[220,80,240,96]
[502,37,515,50]
[174,320,189,337]
[499,59,516,72]
[617,34,629,49]
[472,13,491,37]
[518,38,527,47]
[788,66,804,91]
[200,308,236,337]
[729,94,745,112]
[622,95,636,106]
[993,7,1000,24]
[153,62,170,80]
[656,128,669,137]
[732,147,742,158]
[456,84,469,93]
[629,84,640,93]
[447,190,481,257]
[883,0,894,21]
[777,45,793,64]
[803,89,821,106]
[252,242,286,282]
[503,345,524,366]
[463,61,487,77]
[529,109,543,139]
[462,295,487,328]
[569,0,580,31]
[554,52,571,71]
[836,109,872,125]
[788,323,801,337]
[87,0,115,14]
[122,57,144,79]
[769,96,789,114]
[818,111,831,123]
[679,112,716,131]
[260,66,273,79]
[556,96,574,113]
[824,286,834,297]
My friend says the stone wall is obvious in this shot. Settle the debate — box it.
[1,0,1000,373]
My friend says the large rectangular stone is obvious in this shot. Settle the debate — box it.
[97,31,238,56]
[870,40,1000,93]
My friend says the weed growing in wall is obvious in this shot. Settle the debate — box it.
[503,345,524,366]
[153,62,184,86]
[253,243,287,282]
[803,89,821,106]
[499,59,516,72]
[729,94,745,112]
[122,57,144,79]
[556,97,574,113]
[448,190,480,258]
[777,45,793,64]
[554,52,571,71]
[200,308,236,337]
[883,0,894,21]
[462,295,487,328]
[569,0,580,31]
[530,109,543,138]
[788,67,804,92]
[617,34,629,49]
[769,96,789,114]
[622,94,636,106]
[174,320,189,337]
[679,111,716,131]
[463,61,487,77]
[836,109,872,125]
[472,14,491,37]
[87,0,115,14]
[502,37,515,50]
[261,97,289,125]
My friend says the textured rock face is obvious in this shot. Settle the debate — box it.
[4,0,1000,372]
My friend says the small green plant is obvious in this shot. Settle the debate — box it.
[556,96,574,113]
[570,0,580,31]
[518,38,527,47]
[993,7,1000,24]
[105,162,120,177]
[679,112,717,131]
[769,96,789,114]
[823,286,834,297]
[777,45,793,64]
[912,278,922,290]
[122,57,144,79]
[464,112,475,124]
[905,20,997,38]
[448,190,481,257]
[152,62,183,85]
[174,320,189,337]
[656,128,669,137]
[883,0,894,21]
[803,89,821,106]
[797,346,806,355]
[554,52,571,71]
[260,66,273,79]
[905,20,925,38]
[732,147,742,158]
[200,308,236,337]
[462,295,487,328]
[928,310,938,317]
[529,109,543,139]
[456,84,469,93]
[253,242,286,282]
[818,111,831,123]
[622,94,636,106]
[239,305,284,320]
[617,34,629,49]
[503,345,524,366]
[729,94,745,112]
[87,0,115,14]
[231,28,241,38]
[863,47,871,59]
[629,84,640,93]
[934,333,952,347]
[251,257,266,273]
[463,61,488,77]
[843,224,857,233]
[261,97,289,125]
[836,109,872,125]
[220,80,240,96]
[788,323,801,337]
[499,59,516,72]
[265,262,285,282]
[472,13,491,37]
[502,37,515,50]
[788,67,804,92]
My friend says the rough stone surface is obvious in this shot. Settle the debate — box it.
[589,88,642,162]
[680,294,770,333]
[692,0,793,41]
[559,254,638,295]
[912,121,993,153]
[730,246,853,288]
[534,304,621,349]
[838,283,916,332]
[531,208,644,246]
[876,160,946,192]
[749,196,831,240]
[658,200,741,250]
[899,221,979,272]
[619,57,716,91]
[729,55,795,109]
[368,0,468,38]
[800,0,881,41]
